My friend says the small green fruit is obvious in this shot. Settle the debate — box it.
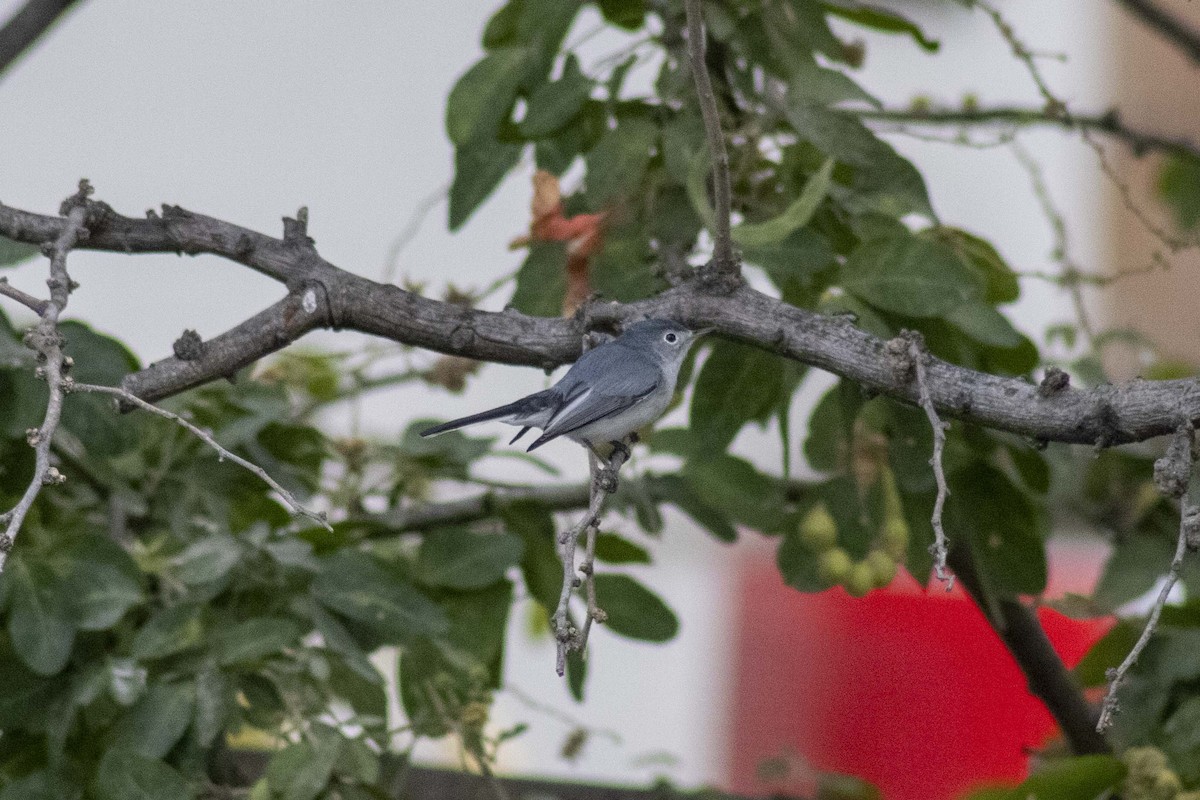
[866,550,897,588]
[817,548,852,587]
[799,505,838,551]
[844,562,874,598]
[882,517,909,560]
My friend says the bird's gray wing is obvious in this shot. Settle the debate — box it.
[527,345,660,449]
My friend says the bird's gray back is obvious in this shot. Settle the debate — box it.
[553,339,660,399]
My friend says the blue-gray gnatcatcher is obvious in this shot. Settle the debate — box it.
[420,319,710,452]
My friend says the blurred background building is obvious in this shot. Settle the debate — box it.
[0,1,1191,798]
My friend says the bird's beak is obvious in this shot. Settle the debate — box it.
[693,326,716,338]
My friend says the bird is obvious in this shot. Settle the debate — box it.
[419,319,711,453]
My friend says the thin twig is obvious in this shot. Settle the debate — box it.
[0,276,47,315]
[72,381,331,530]
[381,182,449,284]
[502,683,622,745]
[0,181,90,571]
[905,336,953,589]
[1097,422,1196,732]
[857,106,1200,162]
[1114,0,1200,68]
[682,0,735,274]
[553,443,627,676]
[1010,141,1098,349]
[576,450,606,658]
[423,683,511,800]
[977,0,1200,256]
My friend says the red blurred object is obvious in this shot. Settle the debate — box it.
[726,543,1113,800]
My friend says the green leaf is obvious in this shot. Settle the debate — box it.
[503,501,564,611]
[778,526,824,592]
[110,681,195,759]
[690,340,801,454]
[445,47,528,146]
[417,529,524,590]
[785,99,932,218]
[932,227,1019,304]
[647,474,738,543]
[94,750,188,800]
[171,534,242,586]
[588,229,662,302]
[946,464,1047,596]
[58,535,143,631]
[684,454,786,533]
[1164,696,1200,781]
[740,227,834,281]
[593,574,678,642]
[312,551,449,640]
[732,158,835,247]
[519,54,591,138]
[1094,528,1174,610]
[823,3,940,52]
[0,771,72,800]
[841,233,985,317]
[945,302,1024,348]
[131,604,206,660]
[0,236,39,268]
[309,604,383,685]
[266,733,341,800]
[449,137,523,230]
[777,54,879,107]
[7,557,74,676]
[509,242,568,316]
[584,116,658,205]
[1159,152,1200,231]
[56,322,142,456]
[593,533,651,564]
[214,616,302,665]
[1074,620,1139,686]
[972,755,1125,800]
[598,0,645,29]
[482,0,523,48]
[193,664,230,747]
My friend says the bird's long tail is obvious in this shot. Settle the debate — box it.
[418,391,553,438]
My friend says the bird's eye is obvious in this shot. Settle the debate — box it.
[664,332,678,344]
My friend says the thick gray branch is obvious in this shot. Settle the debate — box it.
[3,196,1200,448]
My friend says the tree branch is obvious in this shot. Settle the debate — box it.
[72,382,330,530]
[948,545,1112,756]
[0,180,89,571]
[1114,0,1200,69]
[682,0,738,281]
[6,194,1200,449]
[1097,422,1196,732]
[900,334,953,588]
[0,276,47,314]
[0,0,81,76]
[857,106,1200,161]
[553,444,627,676]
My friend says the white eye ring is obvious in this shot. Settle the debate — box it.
[664,332,678,344]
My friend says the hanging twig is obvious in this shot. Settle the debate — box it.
[682,0,736,277]
[0,181,90,570]
[1097,422,1196,732]
[552,443,628,676]
[895,334,954,589]
[71,382,331,531]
